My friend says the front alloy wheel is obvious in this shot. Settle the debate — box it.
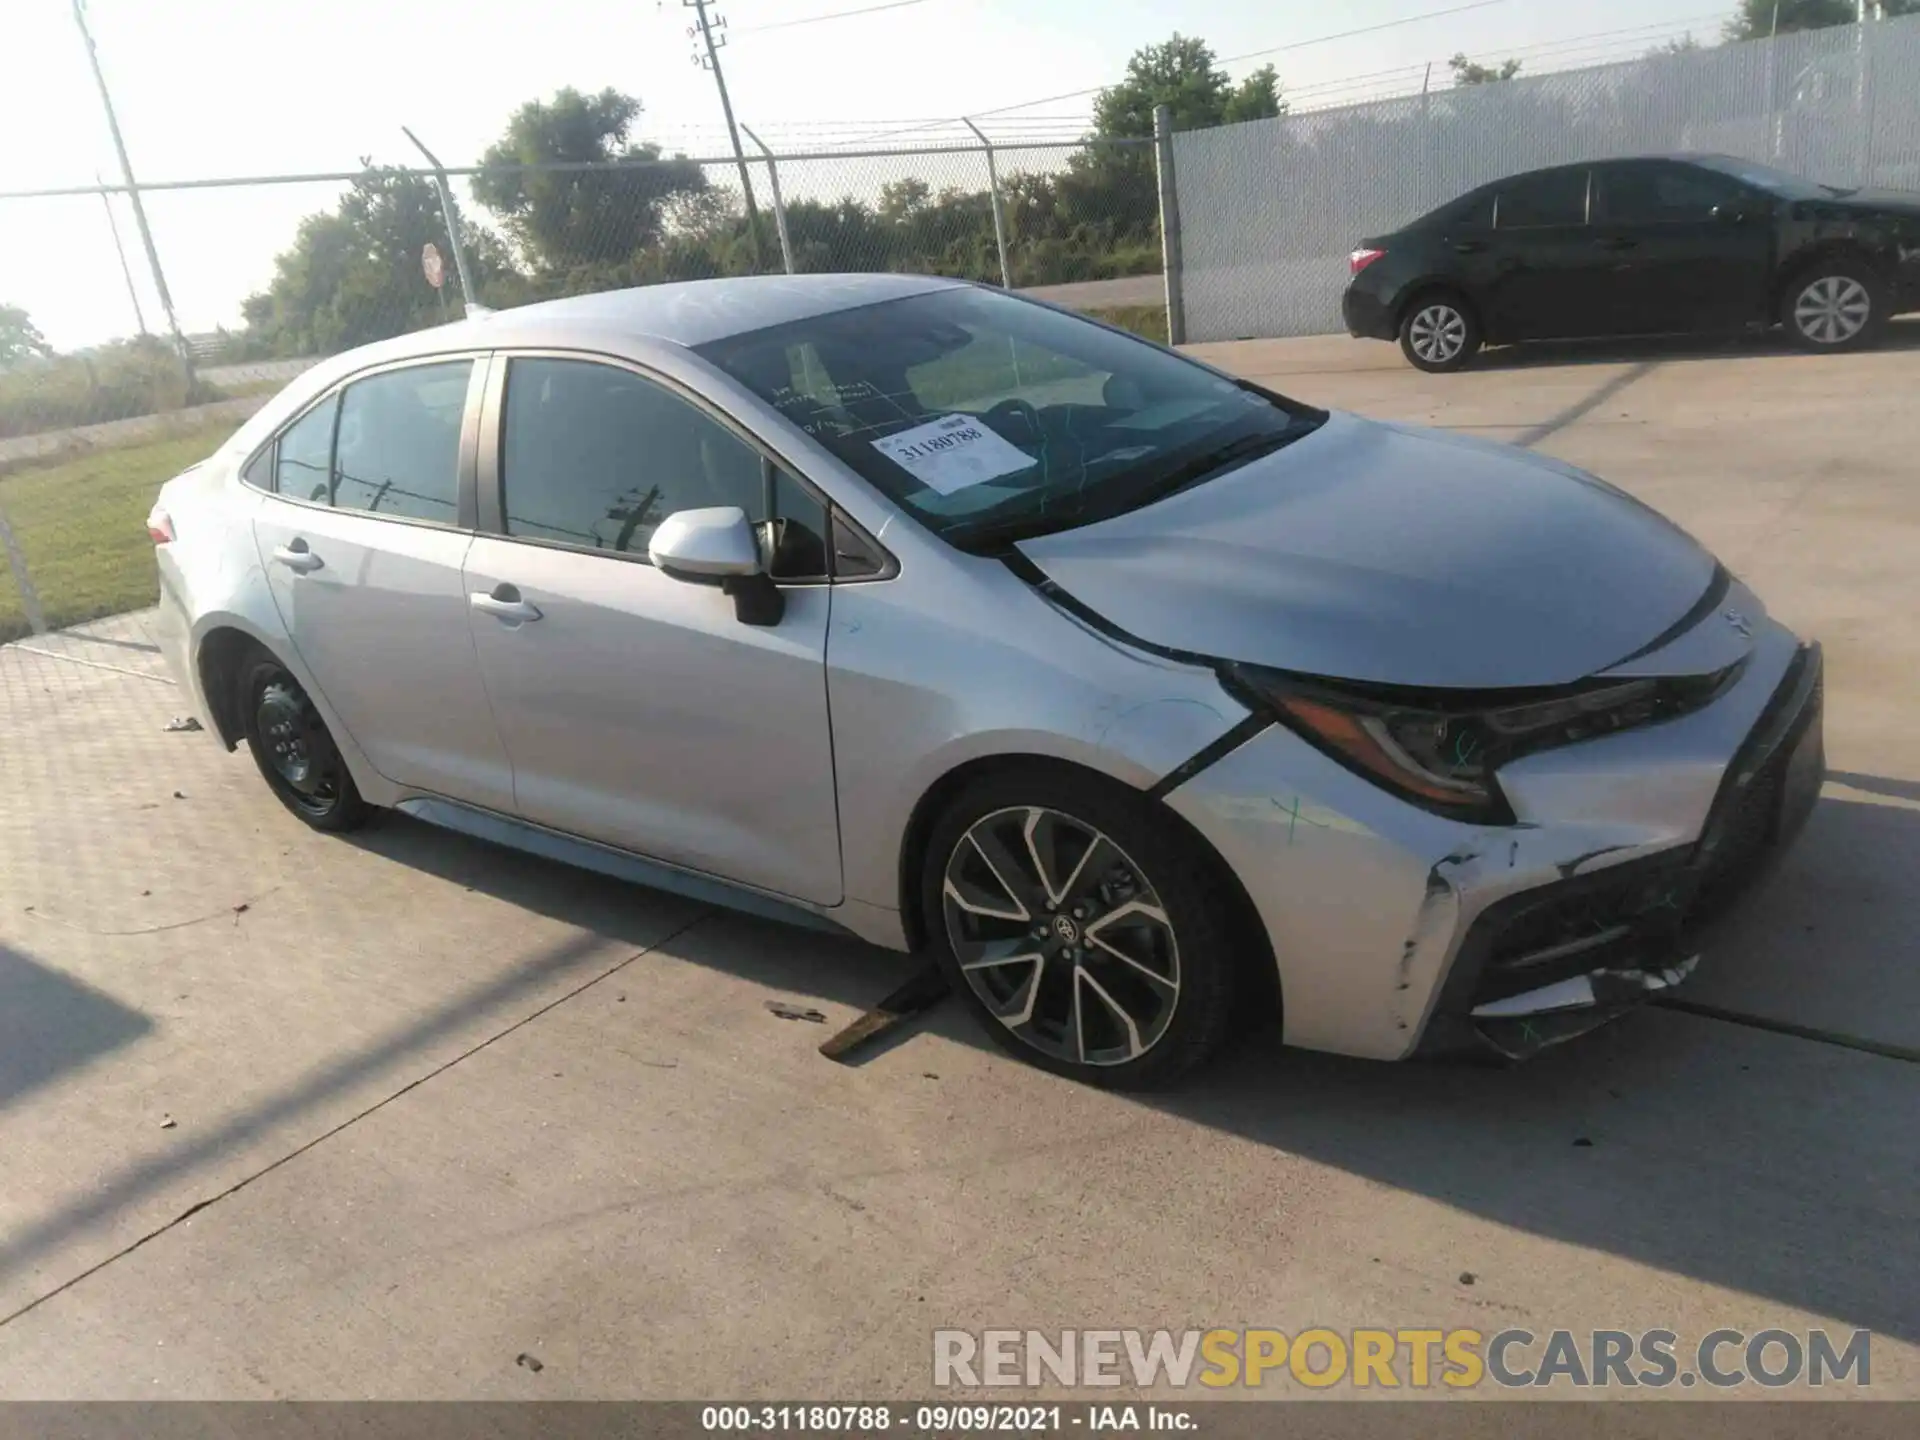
[944,807,1180,1068]
[925,770,1247,1089]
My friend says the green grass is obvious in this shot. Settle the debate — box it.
[0,419,244,643]
[1085,304,1170,345]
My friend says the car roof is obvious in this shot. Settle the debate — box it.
[397,271,967,355]
[218,272,977,465]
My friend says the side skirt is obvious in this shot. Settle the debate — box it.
[396,796,859,940]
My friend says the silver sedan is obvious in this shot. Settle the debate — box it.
[149,274,1824,1087]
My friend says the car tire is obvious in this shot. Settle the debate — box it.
[1780,258,1887,353]
[236,649,371,833]
[922,766,1248,1090]
[1398,291,1483,372]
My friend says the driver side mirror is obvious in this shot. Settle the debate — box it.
[647,506,785,627]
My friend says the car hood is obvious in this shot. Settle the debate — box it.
[1014,411,1721,689]
[1831,186,1920,219]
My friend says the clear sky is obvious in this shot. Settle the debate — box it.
[2,0,1734,347]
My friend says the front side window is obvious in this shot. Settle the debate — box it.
[1496,169,1589,228]
[695,286,1321,550]
[499,357,827,578]
[1599,163,1746,223]
[329,361,471,523]
[273,394,339,503]
[1696,154,1839,200]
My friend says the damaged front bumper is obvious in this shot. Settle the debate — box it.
[1417,640,1825,1061]
[1162,619,1824,1063]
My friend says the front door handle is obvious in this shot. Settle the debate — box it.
[1595,235,1639,251]
[470,584,542,624]
[272,542,323,574]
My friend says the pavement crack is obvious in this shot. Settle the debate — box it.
[0,909,715,1333]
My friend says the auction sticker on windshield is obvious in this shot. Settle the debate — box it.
[872,413,1037,494]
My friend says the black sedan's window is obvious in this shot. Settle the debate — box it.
[1496,169,1589,229]
[1598,164,1746,224]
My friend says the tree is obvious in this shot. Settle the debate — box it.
[240,166,518,356]
[1648,33,1703,56]
[1449,52,1522,85]
[0,304,51,367]
[1093,35,1236,136]
[1725,0,1919,40]
[472,88,709,273]
[1224,64,1286,124]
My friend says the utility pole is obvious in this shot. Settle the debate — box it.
[97,171,148,336]
[71,0,192,379]
[683,0,766,270]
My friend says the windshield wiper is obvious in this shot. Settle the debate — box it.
[1121,425,1304,509]
[945,424,1308,555]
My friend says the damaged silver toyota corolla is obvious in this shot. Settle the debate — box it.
[149,275,1824,1087]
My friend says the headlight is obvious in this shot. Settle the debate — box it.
[1224,662,1743,823]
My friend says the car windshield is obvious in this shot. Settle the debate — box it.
[1695,155,1845,199]
[695,286,1322,551]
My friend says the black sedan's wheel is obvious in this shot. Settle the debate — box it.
[237,651,369,832]
[1782,261,1885,352]
[1398,292,1482,372]
[923,769,1246,1089]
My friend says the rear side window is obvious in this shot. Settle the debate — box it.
[273,395,338,503]
[1496,170,1589,228]
[1422,190,1493,230]
[329,361,471,524]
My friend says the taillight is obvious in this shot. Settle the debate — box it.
[1349,247,1386,275]
[147,505,174,544]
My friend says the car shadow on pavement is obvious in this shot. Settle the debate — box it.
[1472,316,1920,371]
[344,812,920,1008]
[345,793,1920,1344]
[0,946,151,1115]
[3,789,1910,1351]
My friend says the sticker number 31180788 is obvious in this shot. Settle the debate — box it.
[871,413,1038,494]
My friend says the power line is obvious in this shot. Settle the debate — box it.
[965,0,1511,119]
[734,0,934,35]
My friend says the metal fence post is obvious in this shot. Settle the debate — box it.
[0,501,47,636]
[401,128,485,317]
[1153,105,1187,346]
[962,118,1013,289]
[742,126,795,275]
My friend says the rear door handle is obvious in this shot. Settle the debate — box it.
[272,542,323,574]
[1596,235,1639,251]
[470,585,542,624]
[1452,239,1489,254]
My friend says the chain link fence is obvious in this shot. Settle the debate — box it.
[0,134,1163,643]
[1172,15,1920,342]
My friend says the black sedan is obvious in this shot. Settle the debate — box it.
[1342,154,1920,371]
